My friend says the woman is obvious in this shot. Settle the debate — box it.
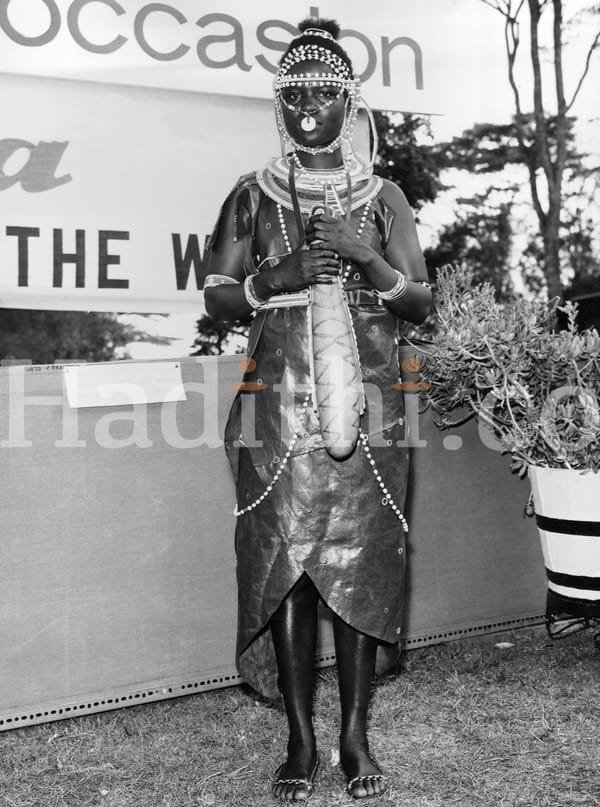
[203,18,431,803]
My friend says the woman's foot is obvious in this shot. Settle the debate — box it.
[340,736,387,800]
[272,745,319,803]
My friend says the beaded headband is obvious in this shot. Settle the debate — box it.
[276,44,352,84]
[277,72,348,89]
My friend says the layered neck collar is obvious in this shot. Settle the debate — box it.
[257,155,381,215]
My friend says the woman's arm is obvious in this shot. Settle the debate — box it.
[204,190,341,322]
[368,180,432,323]
[305,179,432,325]
[203,191,255,322]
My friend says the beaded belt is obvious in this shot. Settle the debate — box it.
[257,287,383,310]
[257,290,309,310]
[344,288,384,306]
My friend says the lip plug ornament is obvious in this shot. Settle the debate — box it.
[301,115,316,132]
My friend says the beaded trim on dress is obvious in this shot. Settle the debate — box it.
[256,155,382,214]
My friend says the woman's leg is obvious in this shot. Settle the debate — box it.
[270,574,320,801]
[333,615,387,798]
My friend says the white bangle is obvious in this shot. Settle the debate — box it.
[203,274,240,290]
[376,271,408,301]
[244,275,265,309]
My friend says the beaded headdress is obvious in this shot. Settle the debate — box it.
[273,23,362,158]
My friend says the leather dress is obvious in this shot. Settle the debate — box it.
[214,173,409,699]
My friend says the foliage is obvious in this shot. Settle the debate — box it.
[431,116,583,175]
[0,310,165,365]
[191,314,250,356]
[427,114,600,297]
[421,265,600,473]
[373,112,442,213]
[424,3,600,300]
[424,196,515,299]
[477,0,600,298]
[564,270,600,331]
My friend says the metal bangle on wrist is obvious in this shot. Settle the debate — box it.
[376,270,408,301]
[244,275,266,310]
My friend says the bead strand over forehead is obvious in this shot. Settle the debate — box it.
[273,81,359,156]
[278,76,345,133]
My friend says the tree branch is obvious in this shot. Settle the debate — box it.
[528,0,554,193]
[566,29,600,112]
[505,9,524,119]
[477,0,591,297]
[552,0,568,188]
[499,0,548,225]
[480,0,507,12]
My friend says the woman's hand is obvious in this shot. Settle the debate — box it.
[305,209,363,264]
[254,242,340,296]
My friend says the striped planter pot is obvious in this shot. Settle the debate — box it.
[529,465,600,619]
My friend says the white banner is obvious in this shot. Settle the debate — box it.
[0,72,279,312]
[0,0,461,114]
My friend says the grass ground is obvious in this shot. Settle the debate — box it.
[1,625,599,807]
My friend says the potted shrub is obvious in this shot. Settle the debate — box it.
[419,265,600,630]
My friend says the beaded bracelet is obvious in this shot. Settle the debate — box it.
[376,270,408,301]
[244,275,266,310]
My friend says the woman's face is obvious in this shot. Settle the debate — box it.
[280,59,346,148]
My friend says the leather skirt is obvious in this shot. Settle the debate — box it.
[225,302,409,699]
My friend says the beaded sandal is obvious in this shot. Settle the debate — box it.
[346,773,388,800]
[271,753,320,803]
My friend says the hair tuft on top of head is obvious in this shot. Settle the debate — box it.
[297,18,341,40]
[279,17,353,78]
